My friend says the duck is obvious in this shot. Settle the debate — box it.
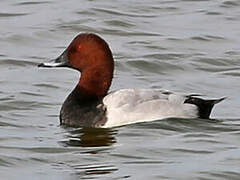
[38,33,225,128]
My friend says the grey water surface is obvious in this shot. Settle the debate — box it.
[0,0,240,179]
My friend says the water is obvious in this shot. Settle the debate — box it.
[0,0,240,179]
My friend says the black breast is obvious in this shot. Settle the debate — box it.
[60,91,107,128]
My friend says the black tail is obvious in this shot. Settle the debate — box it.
[184,97,225,119]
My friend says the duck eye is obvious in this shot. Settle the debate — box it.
[77,45,83,52]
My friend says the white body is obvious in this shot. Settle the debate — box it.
[102,89,198,128]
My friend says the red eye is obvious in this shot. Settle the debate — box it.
[77,45,82,51]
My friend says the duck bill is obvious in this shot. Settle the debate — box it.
[38,50,70,68]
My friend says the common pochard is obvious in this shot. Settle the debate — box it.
[38,33,225,128]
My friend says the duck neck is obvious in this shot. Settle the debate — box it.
[76,67,113,100]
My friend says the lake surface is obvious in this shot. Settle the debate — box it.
[0,0,240,179]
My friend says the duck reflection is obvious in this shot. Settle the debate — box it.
[60,127,118,147]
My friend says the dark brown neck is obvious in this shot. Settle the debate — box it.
[75,67,113,100]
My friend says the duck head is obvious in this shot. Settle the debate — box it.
[39,33,114,99]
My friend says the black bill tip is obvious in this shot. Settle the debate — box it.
[38,63,44,68]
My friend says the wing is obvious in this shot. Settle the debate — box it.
[102,89,198,127]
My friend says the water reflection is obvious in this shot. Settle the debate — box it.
[60,127,118,147]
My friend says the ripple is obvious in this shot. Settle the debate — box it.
[0,96,15,101]
[0,155,26,167]
[0,12,29,17]
[56,23,161,37]
[205,35,225,40]
[192,57,240,73]
[190,35,226,42]
[24,56,46,60]
[196,66,240,73]
[22,147,76,154]
[0,100,51,111]
[104,20,135,28]
[167,37,184,41]
[0,59,37,67]
[98,29,160,37]
[151,6,178,11]
[33,83,59,89]
[222,72,240,77]
[183,133,213,138]
[143,53,188,60]
[124,160,169,165]
[20,91,45,97]
[181,0,210,1]
[76,10,97,16]
[185,139,222,144]
[225,51,240,55]
[126,60,183,74]
[0,145,78,154]
[0,157,14,167]
[221,0,240,8]
[70,163,118,177]
[134,118,240,134]
[111,153,147,160]
[1,34,40,45]
[197,58,231,66]
[206,11,222,15]
[171,148,213,154]
[203,171,240,180]
[191,36,211,41]
[92,8,157,18]
[15,1,51,6]
[0,121,21,127]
